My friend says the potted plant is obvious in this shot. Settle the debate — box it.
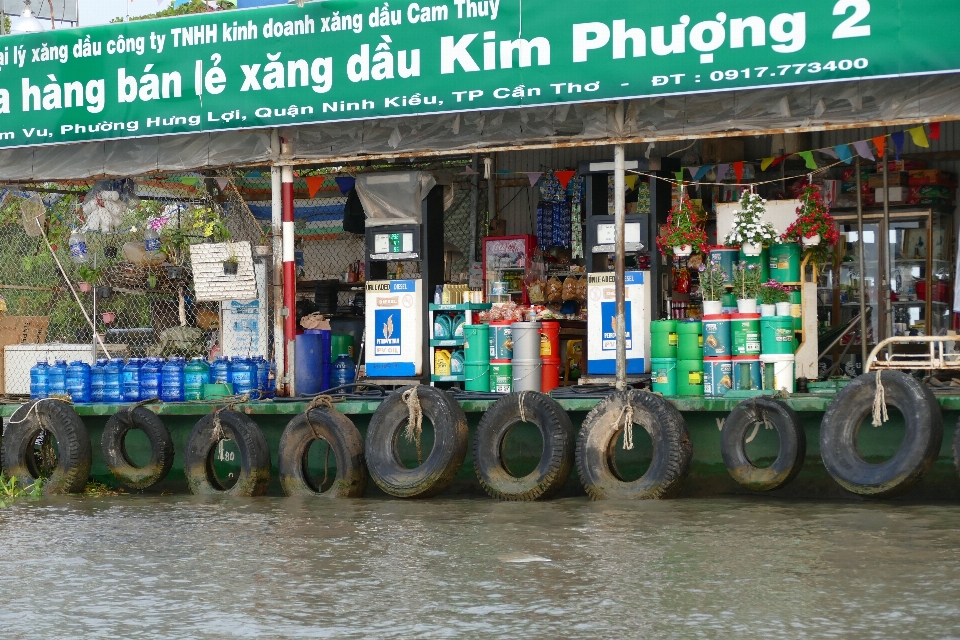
[656,195,708,258]
[699,259,727,316]
[77,265,99,293]
[724,191,779,256]
[223,254,239,275]
[782,185,840,248]
[731,262,762,314]
[101,311,116,324]
[758,280,790,317]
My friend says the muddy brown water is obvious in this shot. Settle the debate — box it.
[1,497,959,638]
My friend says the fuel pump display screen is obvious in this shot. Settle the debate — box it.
[596,222,641,245]
[366,224,421,261]
[373,232,414,255]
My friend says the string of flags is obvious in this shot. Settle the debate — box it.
[678,122,942,185]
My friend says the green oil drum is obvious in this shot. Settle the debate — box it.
[703,357,733,397]
[732,355,763,391]
[702,314,731,357]
[768,243,801,284]
[760,316,795,355]
[790,290,802,331]
[677,321,703,360]
[677,359,704,396]
[490,362,512,393]
[709,246,740,285]
[651,357,678,396]
[731,313,761,356]
[463,323,490,364]
[331,334,355,361]
[464,363,490,392]
[651,320,679,359]
[739,246,769,282]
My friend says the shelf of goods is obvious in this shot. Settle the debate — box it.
[428,303,491,384]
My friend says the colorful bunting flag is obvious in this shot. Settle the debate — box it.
[715,164,729,183]
[555,170,576,189]
[760,158,775,171]
[930,122,942,141]
[246,170,262,178]
[834,145,853,164]
[215,177,229,190]
[871,136,886,159]
[525,172,543,187]
[305,176,325,198]
[820,148,839,160]
[907,126,930,148]
[693,166,712,182]
[770,154,790,169]
[891,131,905,160]
[798,151,817,170]
[180,177,199,186]
[674,171,684,185]
[624,175,638,190]
[334,176,356,195]
[461,166,480,175]
[733,162,744,183]
[687,166,701,180]
[852,141,875,161]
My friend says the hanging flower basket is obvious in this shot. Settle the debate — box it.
[223,260,239,275]
[656,196,708,258]
[742,242,763,257]
[101,312,116,324]
[78,281,92,293]
[782,186,839,249]
[95,285,113,299]
[724,191,779,254]
[167,265,184,280]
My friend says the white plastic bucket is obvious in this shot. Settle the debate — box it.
[759,353,795,393]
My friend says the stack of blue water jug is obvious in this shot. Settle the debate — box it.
[29,355,275,402]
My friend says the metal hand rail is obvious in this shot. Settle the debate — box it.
[865,336,960,372]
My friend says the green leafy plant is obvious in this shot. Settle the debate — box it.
[698,259,727,301]
[656,196,708,257]
[724,191,779,247]
[77,265,102,284]
[0,474,43,507]
[782,186,841,245]
[758,280,790,305]
[189,206,230,243]
[731,262,762,300]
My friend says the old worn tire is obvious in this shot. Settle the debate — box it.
[101,408,174,489]
[2,399,91,494]
[821,371,941,498]
[721,397,805,491]
[278,408,367,497]
[366,386,468,498]
[184,410,271,496]
[474,392,574,501]
[576,391,692,500]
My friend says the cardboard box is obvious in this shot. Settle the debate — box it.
[868,172,909,188]
[841,181,872,195]
[875,187,907,203]
[878,160,926,172]
[910,185,955,200]
[909,169,957,186]
[840,168,870,183]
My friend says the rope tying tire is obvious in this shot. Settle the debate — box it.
[617,402,635,450]
[7,396,72,426]
[872,369,889,426]
[744,407,773,444]
[401,387,424,465]
[210,394,252,442]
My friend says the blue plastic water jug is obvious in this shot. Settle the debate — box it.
[66,360,92,403]
[90,358,107,402]
[331,354,356,387]
[123,358,142,402]
[48,360,68,396]
[29,361,49,399]
[160,357,185,402]
[103,358,124,402]
[139,357,162,400]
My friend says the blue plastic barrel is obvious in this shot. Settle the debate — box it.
[295,333,323,395]
[48,360,68,396]
[90,358,107,403]
[29,361,49,399]
[160,358,185,402]
[103,359,124,402]
[139,357,162,400]
[66,360,92,403]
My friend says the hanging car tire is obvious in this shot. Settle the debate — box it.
[576,390,692,500]
[365,386,468,498]
[278,407,367,498]
[184,410,271,497]
[473,391,574,501]
[1,399,91,494]
[721,397,805,491]
[821,371,942,498]
[101,407,174,490]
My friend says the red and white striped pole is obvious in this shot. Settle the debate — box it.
[281,166,296,394]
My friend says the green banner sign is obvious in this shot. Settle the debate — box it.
[0,0,956,148]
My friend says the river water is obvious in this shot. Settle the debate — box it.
[1,497,959,638]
